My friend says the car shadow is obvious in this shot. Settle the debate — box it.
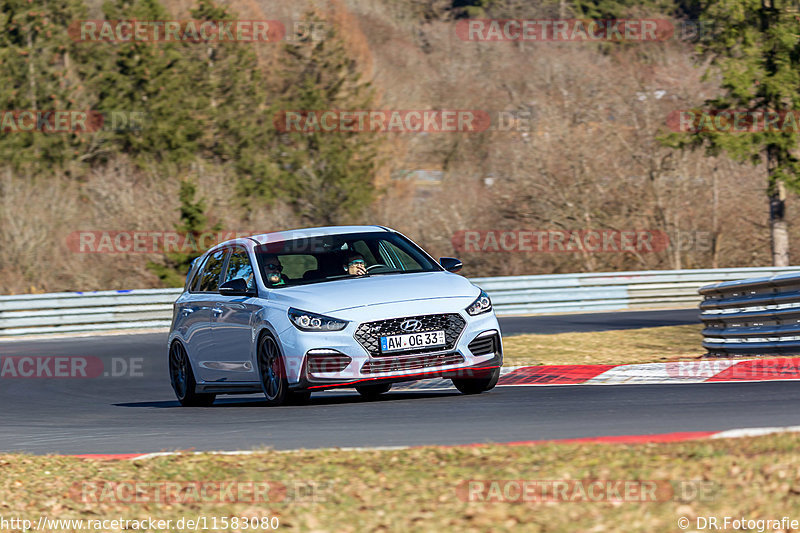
[113,390,459,409]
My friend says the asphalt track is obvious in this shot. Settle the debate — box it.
[498,308,699,335]
[9,308,792,457]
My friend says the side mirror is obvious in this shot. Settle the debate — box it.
[219,278,255,297]
[439,257,463,273]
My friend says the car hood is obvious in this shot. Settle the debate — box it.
[267,272,479,314]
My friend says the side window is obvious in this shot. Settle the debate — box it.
[351,241,377,264]
[224,247,256,290]
[280,255,317,280]
[379,241,423,270]
[197,249,227,292]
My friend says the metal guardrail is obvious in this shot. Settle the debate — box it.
[0,288,182,336]
[1,267,798,336]
[472,267,800,315]
[700,270,800,357]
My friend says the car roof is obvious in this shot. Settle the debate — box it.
[245,225,392,246]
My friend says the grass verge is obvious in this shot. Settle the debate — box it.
[502,324,704,366]
[2,433,799,532]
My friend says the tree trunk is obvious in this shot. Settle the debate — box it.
[770,189,790,266]
[711,168,720,269]
[26,32,37,110]
[671,211,682,270]
[769,149,790,266]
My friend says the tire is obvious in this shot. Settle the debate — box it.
[356,382,392,399]
[452,367,500,395]
[169,342,216,406]
[257,333,290,406]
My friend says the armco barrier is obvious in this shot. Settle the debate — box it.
[0,267,797,336]
[0,288,182,336]
[472,267,800,315]
[700,270,800,357]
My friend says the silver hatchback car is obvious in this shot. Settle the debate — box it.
[167,226,503,406]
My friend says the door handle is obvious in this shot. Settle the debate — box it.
[181,308,194,316]
[212,307,223,317]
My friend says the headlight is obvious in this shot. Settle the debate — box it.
[466,290,492,316]
[288,308,348,331]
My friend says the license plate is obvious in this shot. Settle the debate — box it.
[380,330,446,353]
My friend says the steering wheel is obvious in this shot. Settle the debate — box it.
[366,264,387,272]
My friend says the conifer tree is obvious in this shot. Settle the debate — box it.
[670,0,800,265]
[264,12,382,225]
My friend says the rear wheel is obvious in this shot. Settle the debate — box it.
[452,367,500,395]
[258,334,290,406]
[356,382,392,399]
[169,342,216,406]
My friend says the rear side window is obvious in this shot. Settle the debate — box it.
[196,249,227,292]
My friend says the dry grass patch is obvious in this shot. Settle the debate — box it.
[1,433,799,532]
[502,324,704,366]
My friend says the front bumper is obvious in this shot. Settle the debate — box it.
[283,307,503,391]
[289,352,503,392]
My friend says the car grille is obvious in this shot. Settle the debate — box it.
[354,313,466,357]
[468,333,500,356]
[361,352,465,374]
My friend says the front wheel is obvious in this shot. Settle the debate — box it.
[452,367,500,395]
[169,342,216,406]
[258,334,290,406]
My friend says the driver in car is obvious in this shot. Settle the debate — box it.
[344,253,368,276]
[262,254,287,286]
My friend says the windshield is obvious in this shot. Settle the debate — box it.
[254,231,441,288]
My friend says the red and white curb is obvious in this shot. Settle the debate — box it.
[392,357,800,390]
[70,425,800,461]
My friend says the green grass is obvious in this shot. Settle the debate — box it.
[502,324,705,366]
[2,433,799,532]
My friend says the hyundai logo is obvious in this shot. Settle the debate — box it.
[400,319,422,332]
